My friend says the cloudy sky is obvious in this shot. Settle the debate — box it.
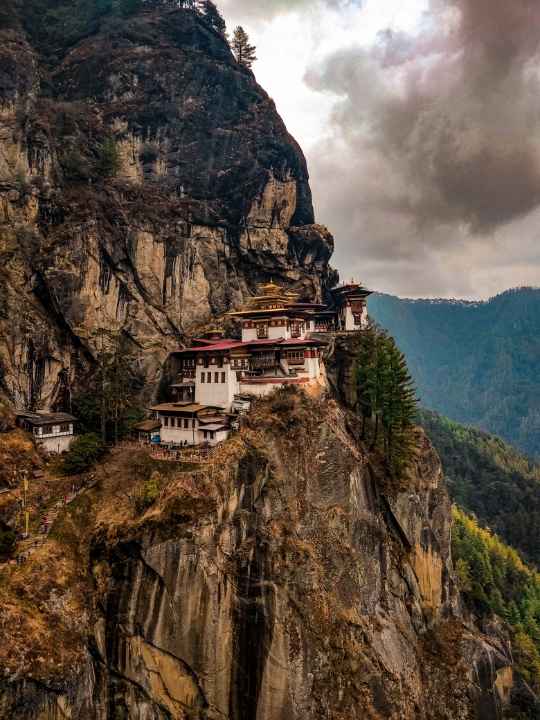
[221,0,540,299]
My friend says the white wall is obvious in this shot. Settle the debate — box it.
[239,382,285,398]
[160,416,198,445]
[40,435,74,454]
[198,429,229,446]
[195,364,239,410]
[342,303,368,331]
[242,327,258,342]
[241,319,307,342]
[304,356,320,379]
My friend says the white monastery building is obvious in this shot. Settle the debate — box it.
[16,411,77,454]
[147,282,371,448]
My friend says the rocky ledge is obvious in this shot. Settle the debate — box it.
[0,381,513,719]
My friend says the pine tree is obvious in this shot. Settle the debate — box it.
[232,26,257,68]
[199,0,226,34]
[355,327,418,478]
[92,327,141,442]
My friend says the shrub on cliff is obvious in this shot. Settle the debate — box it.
[96,138,121,178]
[0,523,16,560]
[134,472,161,513]
[62,433,106,475]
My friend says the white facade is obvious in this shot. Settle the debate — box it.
[159,415,199,445]
[34,424,75,454]
[241,318,306,343]
[198,428,229,446]
[39,434,74,454]
[340,303,368,331]
[159,415,198,445]
[195,363,239,409]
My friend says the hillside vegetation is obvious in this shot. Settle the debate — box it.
[369,288,540,458]
[453,508,540,715]
[419,409,540,566]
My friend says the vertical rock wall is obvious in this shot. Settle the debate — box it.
[0,5,334,410]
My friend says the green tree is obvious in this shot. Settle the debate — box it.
[355,327,418,478]
[232,26,257,68]
[62,433,106,475]
[452,507,540,692]
[92,327,142,442]
[96,137,121,177]
[135,472,161,513]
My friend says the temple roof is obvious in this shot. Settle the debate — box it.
[16,411,77,426]
[175,337,325,354]
[133,419,162,432]
[149,403,218,415]
[332,283,372,298]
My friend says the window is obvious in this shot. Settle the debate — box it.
[164,416,169,427]
[215,372,219,384]
[221,372,226,383]
[217,356,223,368]
[210,431,215,440]
[256,324,268,339]
[184,419,189,429]
[207,372,212,383]
[201,373,205,383]
[203,356,210,368]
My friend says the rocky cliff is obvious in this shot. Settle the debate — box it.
[0,5,522,719]
[0,1,334,410]
[0,382,515,719]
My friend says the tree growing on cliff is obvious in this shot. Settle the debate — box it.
[355,327,418,477]
[96,137,121,178]
[87,327,143,442]
[232,26,257,68]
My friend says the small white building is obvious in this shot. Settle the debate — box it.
[149,403,230,447]
[331,284,371,332]
[16,411,77,454]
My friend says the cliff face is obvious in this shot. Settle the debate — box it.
[0,3,334,410]
[0,7,519,719]
[0,383,514,720]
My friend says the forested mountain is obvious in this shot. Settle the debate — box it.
[369,288,540,458]
[421,410,540,712]
[452,509,540,715]
[419,409,540,565]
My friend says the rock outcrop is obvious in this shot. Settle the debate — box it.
[0,2,334,410]
[0,383,515,719]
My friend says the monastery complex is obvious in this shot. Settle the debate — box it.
[143,281,372,448]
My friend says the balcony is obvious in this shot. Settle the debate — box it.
[250,355,278,369]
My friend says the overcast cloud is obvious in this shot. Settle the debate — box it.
[222,0,540,298]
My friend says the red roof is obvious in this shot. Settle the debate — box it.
[177,340,245,353]
[176,337,325,354]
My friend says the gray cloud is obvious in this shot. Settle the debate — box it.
[221,0,362,22]
[304,0,540,296]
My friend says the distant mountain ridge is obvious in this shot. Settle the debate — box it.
[369,287,540,458]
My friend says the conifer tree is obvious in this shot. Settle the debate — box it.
[355,327,418,478]
[232,26,257,68]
